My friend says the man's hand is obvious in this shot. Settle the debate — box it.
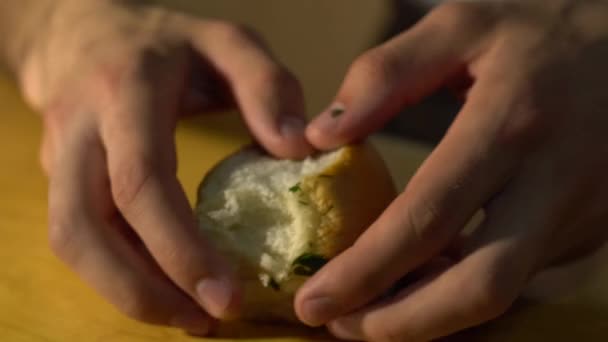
[4,0,312,335]
[297,0,608,340]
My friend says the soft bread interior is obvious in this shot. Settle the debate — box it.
[197,147,343,288]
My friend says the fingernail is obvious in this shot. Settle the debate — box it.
[280,115,307,139]
[300,296,337,326]
[170,311,210,336]
[196,277,235,319]
[311,102,346,133]
[328,320,363,341]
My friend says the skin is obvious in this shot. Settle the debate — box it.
[1,0,312,335]
[297,0,608,340]
[2,0,607,340]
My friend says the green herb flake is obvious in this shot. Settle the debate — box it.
[288,182,301,193]
[298,200,309,206]
[292,253,328,276]
[330,107,345,118]
[268,278,280,291]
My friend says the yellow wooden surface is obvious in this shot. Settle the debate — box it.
[1,1,607,341]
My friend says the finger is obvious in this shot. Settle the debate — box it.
[188,20,314,158]
[39,127,53,175]
[99,55,242,320]
[306,1,493,149]
[384,256,457,299]
[326,165,566,341]
[327,238,529,341]
[48,122,211,334]
[296,65,540,326]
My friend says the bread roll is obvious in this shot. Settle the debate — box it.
[195,142,396,322]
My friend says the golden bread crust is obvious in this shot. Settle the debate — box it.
[195,142,396,323]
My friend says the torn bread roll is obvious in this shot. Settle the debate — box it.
[195,142,396,322]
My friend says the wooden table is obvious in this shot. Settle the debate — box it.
[1,1,607,340]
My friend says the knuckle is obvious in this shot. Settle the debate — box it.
[209,20,259,43]
[42,108,70,133]
[88,61,138,105]
[494,93,550,149]
[115,286,161,323]
[351,49,401,87]
[249,65,302,103]
[132,42,188,77]
[157,243,184,269]
[435,1,479,17]
[406,197,447,244]
[470,271,516,320]
[251,65,302,97]
[110,156,157,211]
[132,45,166,72]
[369,325,406,342]
[39,135,53,175]
[47,212,82,263]
[496,111,546,148]
[47,219,71,260]
[157,245,204,286]
[433,1,490,28]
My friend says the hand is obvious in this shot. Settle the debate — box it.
[17,0,312,334]
[297,0,608,340]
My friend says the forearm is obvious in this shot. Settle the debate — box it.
[0,0,56,73]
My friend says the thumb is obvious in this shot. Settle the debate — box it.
[306,1,490,149]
